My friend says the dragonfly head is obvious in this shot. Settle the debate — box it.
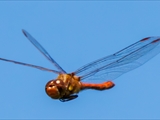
[45,79,65,99]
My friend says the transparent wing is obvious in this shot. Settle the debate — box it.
[74,37,160,83]
[0,58,60,74]
[22,29,66,73]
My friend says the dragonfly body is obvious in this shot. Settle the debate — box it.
[0,30,160,102]
[45,73,115,101]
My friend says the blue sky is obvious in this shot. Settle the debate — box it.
[0,1,160,119]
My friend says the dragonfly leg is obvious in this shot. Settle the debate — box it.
[59,95,78,102]
[81,81,115,91]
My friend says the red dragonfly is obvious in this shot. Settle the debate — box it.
[0,30,160,102]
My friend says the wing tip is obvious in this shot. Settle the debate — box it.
[140,37,151,42]
[22,29,27,37]
[152,38,160,43]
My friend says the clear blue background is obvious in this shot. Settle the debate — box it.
[0,1,160,119]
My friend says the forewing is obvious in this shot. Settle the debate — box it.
[75,37,160,83]
[0,58,60,74]
[22,29,66,73]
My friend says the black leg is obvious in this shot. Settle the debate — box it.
[59,95,78,102]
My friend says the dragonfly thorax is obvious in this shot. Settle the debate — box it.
[45,73,82,100]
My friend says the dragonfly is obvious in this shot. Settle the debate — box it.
[0,30,160,102]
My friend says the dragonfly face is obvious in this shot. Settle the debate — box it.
[0,29,160,102]
[45,79,66,99]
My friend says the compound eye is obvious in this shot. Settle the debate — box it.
[45,80,60,99]
[53,79,65,92]
[53,79,65,86]
[49,84,55,87]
